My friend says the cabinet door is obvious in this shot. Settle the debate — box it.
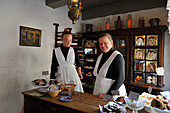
[113,35,130,83]
[132,34,159,86]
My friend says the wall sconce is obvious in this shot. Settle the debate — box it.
[67,0,82,24]
[156,67,165,87]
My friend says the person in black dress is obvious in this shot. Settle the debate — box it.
[93,33,126,98]
[50,28,84,92]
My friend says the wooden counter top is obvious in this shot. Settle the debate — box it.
[22,89,148,113]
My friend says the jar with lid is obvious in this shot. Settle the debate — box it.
[106,18,111,30]
[97,23,102,31]
[127,14,132,29]
[138,17,145,28]
[85,24,93,32]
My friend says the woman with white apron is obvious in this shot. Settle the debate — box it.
[50,29,84,93]
[93,33,126,98]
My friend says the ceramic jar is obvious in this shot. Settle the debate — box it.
[127,14,132,29]
[97,23,102,31]
[106,18,111,30]
[148,18,161,27]
[85,24,93,32]
[138,17,145,28]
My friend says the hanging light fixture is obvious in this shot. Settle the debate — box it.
[67,0,82,24]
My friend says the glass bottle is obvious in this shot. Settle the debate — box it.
[127,14,132,29]
[138,17,145,28]
[106,18,111,30]
[97,23,102,31]
[115,16,122,30]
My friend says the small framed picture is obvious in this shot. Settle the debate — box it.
[19,26,41,47]
[134,72,145,83]
[134,60,145,71]
[146,73,157,85]
[135,35,145,46]
[146,61,157,72]
[146,49,158,60]
[146,35,158,46]
[134,49,145,60]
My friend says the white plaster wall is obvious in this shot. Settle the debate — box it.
[0,0,82,113]
[0,0,170,112]
[82,8,170,91]
[164,31,170,91]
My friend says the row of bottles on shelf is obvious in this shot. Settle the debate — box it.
[86,14,146,32]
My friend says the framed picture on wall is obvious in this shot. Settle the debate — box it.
[19,26,41,47]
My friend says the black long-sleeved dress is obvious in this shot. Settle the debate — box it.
[97,48,125,95]
[50,46,81,79]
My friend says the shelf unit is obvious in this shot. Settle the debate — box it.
[54,24,167,95]
[80,38,99,93]
[79,25,167,95]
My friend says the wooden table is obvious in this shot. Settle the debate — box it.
[22,89,148,113]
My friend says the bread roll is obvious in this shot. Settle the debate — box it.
[151,98,164,110]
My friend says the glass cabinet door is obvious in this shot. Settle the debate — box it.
[133,34,158,85]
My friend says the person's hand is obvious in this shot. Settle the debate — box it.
[77,67,83,79]
[96,94,104,99]
[78,73,83,79]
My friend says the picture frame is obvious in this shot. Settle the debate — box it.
[134,72,145,83]
[134,60,145,71]
[19,26,41,47]
[146,73,157,85]
[146,49,158,60]
[146,35,158,46]
[134,48,145,60]
[146,61,157,72]
[135,35,145,46]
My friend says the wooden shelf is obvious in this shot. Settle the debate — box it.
[54,24,167,95]
[125,81,163,91]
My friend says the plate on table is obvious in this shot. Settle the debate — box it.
[39,86,48,93]
[113,95,127,105]
[59,96,74,102]
[29,92,45,97]
[99,101,126,113]
[31,79,48,87]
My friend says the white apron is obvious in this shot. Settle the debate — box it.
[55,47,84,93]
[93,50,126,96]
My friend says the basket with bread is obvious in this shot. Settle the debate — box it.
[60,81,76,95]
[141,92,170,113]
[47,84,64,97]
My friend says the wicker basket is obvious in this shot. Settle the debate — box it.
[47,85,64,97]
[61,81,76,93]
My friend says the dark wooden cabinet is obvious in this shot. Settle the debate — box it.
[78,26,167,95]
[54,24,167,95]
